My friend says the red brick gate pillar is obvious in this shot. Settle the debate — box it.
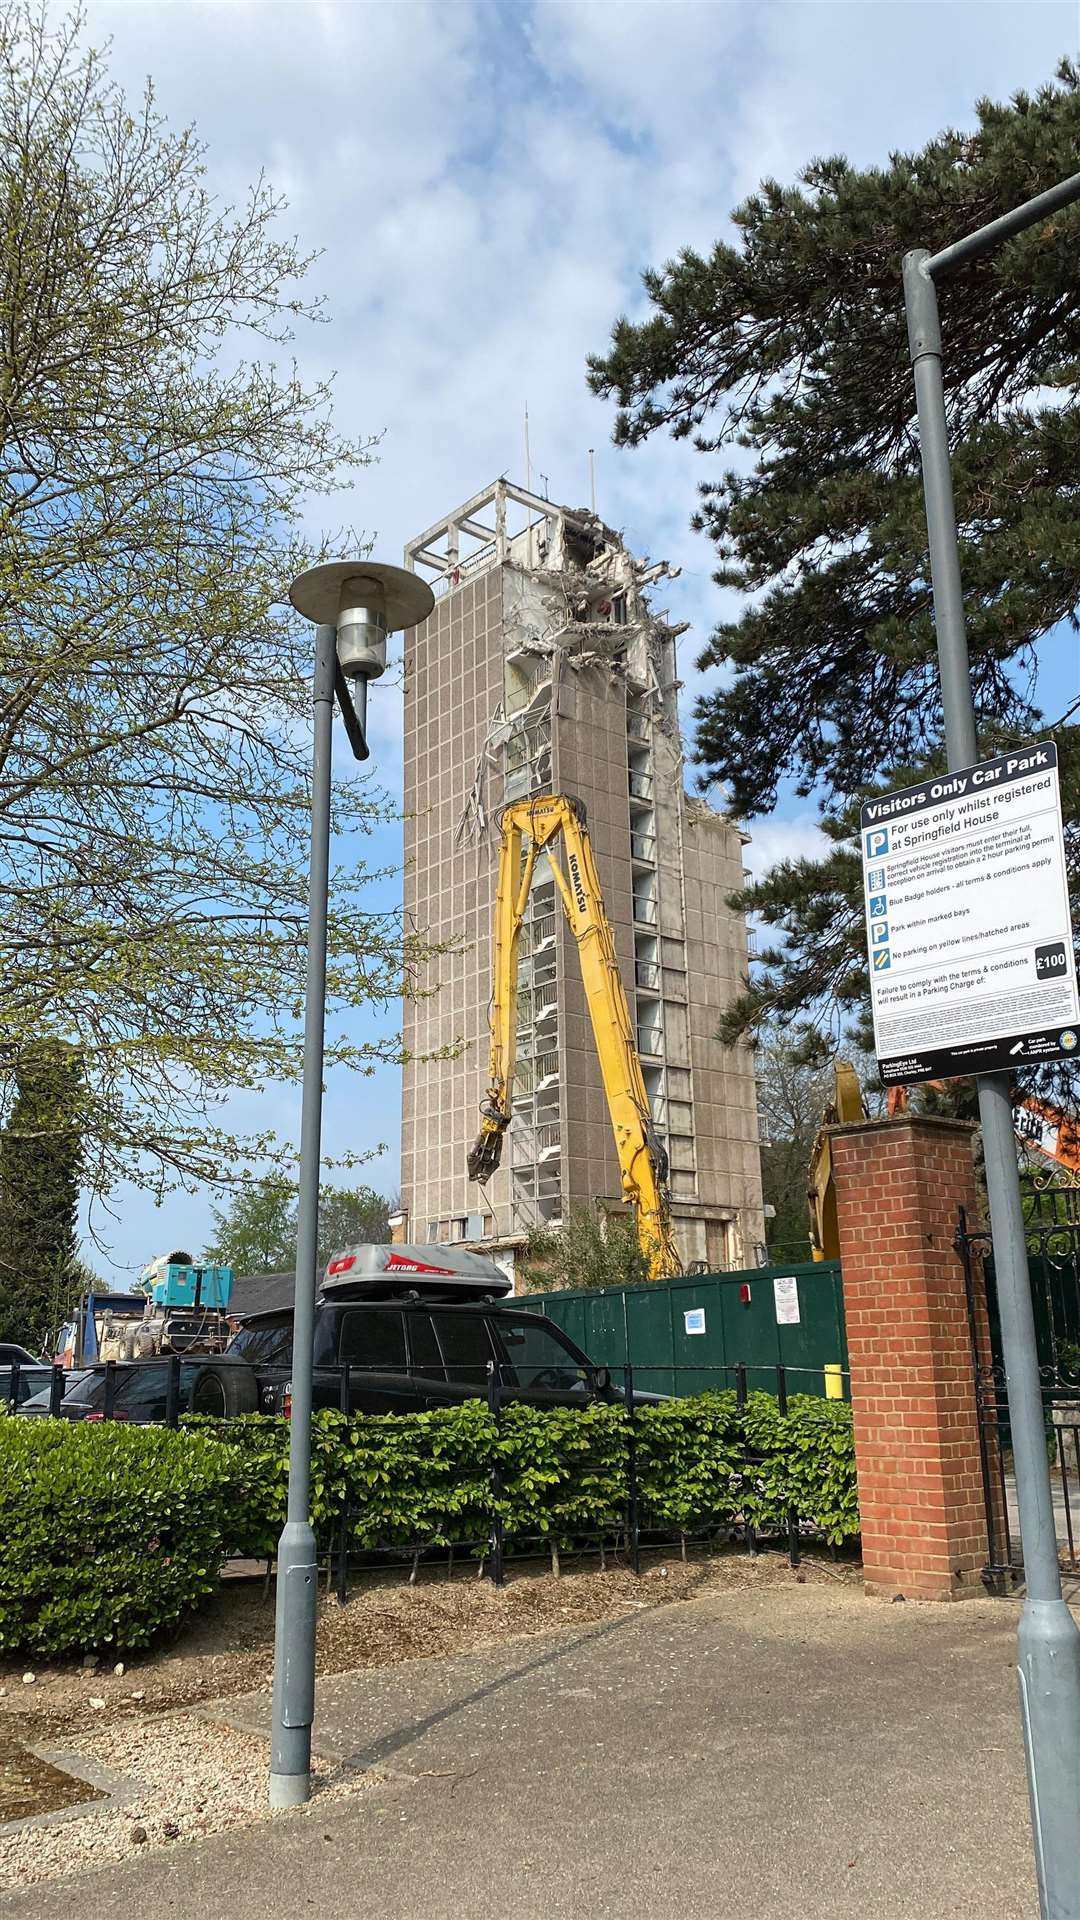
[828,1115,990,1600]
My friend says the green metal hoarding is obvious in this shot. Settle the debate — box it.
[527,1261,848,1399]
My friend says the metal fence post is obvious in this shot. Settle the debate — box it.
[777,1363,799,1567]
[165,1354,181,1430]
[903,191,1080,1918]
[336,1364,350,1607]
[625,1364,640,1576]
[734,1364,756,1555]
[487,1361,505,1588]
[48,1365,64,1418]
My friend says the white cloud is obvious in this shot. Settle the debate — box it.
[743,813,832,882]
[63,0,1070,1274]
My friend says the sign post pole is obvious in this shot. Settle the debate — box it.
[903,209,1080,1919]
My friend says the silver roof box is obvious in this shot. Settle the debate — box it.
[320,1243,512,1301]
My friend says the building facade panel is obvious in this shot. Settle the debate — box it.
[399,481,765,1280]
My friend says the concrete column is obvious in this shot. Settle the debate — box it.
[829,1115,991,1600]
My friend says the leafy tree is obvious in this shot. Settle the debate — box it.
[204,1175,297,1277]
[205,1176,396,1276]
[0,1041,84,1348]
[755,1034,830,1259]
[519,1207,650,1294]
[314,1185,396,1271]
[590,66,1080,1065]
[0,6,429,1202]
[754,1029,885,1257]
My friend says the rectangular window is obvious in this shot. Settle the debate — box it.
[337,1309,407,1371]
[430,1311,495,1387]
[493,1315,589,1391]
[406,1311,445,1382]
[228,1322,293,1367]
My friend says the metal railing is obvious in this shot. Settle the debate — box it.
[11,1358,854,1596]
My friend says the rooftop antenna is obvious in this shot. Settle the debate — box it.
[524,406,534,565]
[588,449,596,515]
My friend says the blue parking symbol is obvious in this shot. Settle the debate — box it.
[869,893,887,918]
[873,947,891,971]
[871,921,889,946]
[865,827,889,859]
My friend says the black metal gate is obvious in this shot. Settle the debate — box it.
[958,1171,1080,1584]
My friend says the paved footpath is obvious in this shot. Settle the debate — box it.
[0,1578,1037,1919]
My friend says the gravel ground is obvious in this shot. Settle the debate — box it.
[2,1547,852,1729]
[0,1710,366,1892]
[0,1550,859,1893]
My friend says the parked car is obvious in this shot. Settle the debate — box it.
[183,1243,658,1419]
[18,1365,178,1420]
[1,1364,86,1409]
[15,1248,662,1425]
[0,1342,44,1367]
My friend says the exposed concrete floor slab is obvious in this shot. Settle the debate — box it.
[0,1579,1038,1919]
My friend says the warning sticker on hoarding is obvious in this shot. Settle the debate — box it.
[861,741,1079,1084]
[773,1276,800,1325]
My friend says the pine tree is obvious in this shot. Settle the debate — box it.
[0,1042,84,1350]
[589,66,1080,1068]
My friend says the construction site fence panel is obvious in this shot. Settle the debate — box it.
[522,1260,849,1399]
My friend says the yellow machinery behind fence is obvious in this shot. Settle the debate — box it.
[468,795,682,1280]
[806,1060,865,1263]
[806,1064,1080,1266]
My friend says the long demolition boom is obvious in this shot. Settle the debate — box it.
[467,795,682,1281]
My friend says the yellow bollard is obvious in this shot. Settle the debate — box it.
[824,1363,844,1400]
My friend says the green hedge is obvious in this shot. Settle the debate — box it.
[189,1389,859,1558]
[0,1420,240,1656]
[0,1393,859,1655]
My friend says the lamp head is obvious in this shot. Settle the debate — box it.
[288,561,434,680]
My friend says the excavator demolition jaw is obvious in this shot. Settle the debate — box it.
[467,1103,510,1183]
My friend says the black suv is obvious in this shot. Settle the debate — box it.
[184,1243,634,1419]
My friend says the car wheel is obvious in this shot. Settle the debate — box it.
[189,1363,259,1417]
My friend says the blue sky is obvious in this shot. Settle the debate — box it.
[75,0,1079,1281]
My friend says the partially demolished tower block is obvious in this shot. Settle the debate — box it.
[399,479,765,1283]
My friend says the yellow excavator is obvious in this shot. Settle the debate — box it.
[806,1060,865,1262]
[468,794,682,1280]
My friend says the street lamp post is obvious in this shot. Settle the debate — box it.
[902,173,1080,1920]
[269,561,433,1811]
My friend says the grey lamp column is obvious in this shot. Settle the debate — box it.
[902,173,1080,1919]
[269,561,433,1810]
